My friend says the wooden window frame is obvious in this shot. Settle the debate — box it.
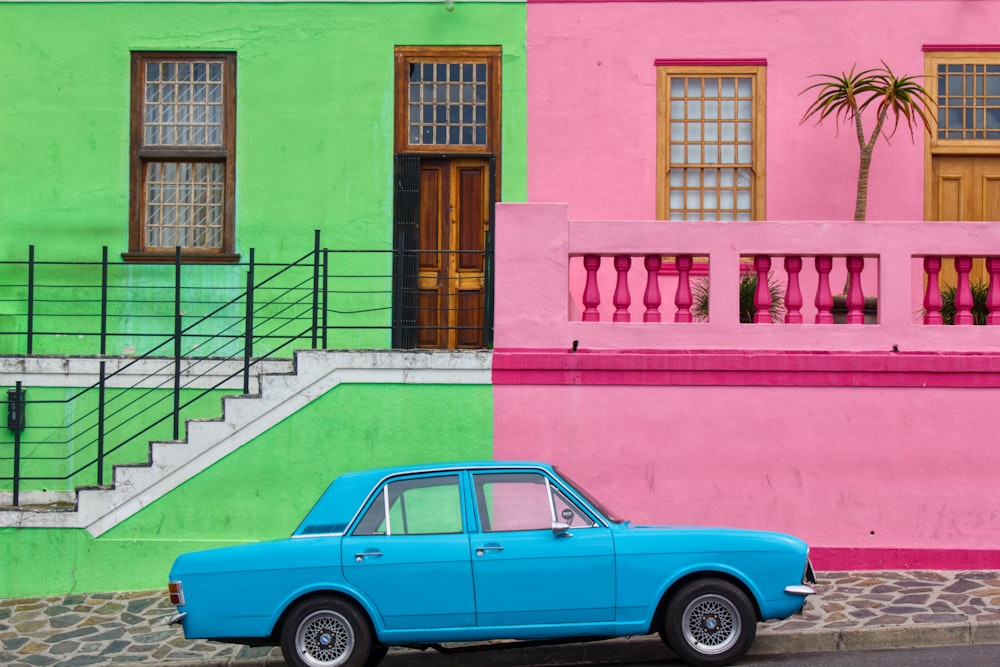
[924,48,1000,156]
[655,61,766,221]
[394,46,502,156]
[126,51,238,264]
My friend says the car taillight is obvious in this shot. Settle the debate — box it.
[168,581,185,606]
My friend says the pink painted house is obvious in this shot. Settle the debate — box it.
[493,0,1000,570]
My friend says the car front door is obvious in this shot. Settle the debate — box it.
[341,474,475,630]
[469,471,616,628]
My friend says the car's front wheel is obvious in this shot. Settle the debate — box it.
[661,578,756,667]
[281,595,372,667]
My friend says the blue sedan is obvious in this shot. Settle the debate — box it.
[168,462,815,667]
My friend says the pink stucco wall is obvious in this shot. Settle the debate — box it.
[492,202,1000,569]
[493,382,1000,569]
[527,0,1000,221]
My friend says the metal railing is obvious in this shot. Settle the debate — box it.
[1,233,493,505]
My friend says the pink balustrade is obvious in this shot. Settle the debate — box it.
[495,203,1000,352]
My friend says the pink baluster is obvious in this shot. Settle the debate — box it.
[675,254,693,323]
[613,255,632,322]
[845,256,865,324]
[753,255,772,323]
[814,256,834,324]
[923,256,943,325]
[954,256,974,325]
[783,256,803,324]
[582,255,601,322]
[987,257,1000,326]
[643,255,662,323]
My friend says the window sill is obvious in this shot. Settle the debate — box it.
[121,252,242,265]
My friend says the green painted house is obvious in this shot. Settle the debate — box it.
[1,0,525,598]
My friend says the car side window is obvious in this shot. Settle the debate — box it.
[473,472,596,532]
[353,475,462,536]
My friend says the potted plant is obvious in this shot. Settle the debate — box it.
[692,268,786,324]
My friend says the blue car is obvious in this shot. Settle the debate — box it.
[168,462,815,667]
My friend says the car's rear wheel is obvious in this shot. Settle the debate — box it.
[281,595,372,667]
[365,644,389,667]
[661,578,756,667]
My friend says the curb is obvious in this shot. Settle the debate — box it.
[156,621,1000,667]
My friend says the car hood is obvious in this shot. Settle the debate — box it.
[616,522,810,555]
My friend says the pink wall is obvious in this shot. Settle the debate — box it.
[493,380,1000,569]
[527,0,1000,221]
[492,202,1000,569]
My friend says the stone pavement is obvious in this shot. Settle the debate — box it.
[1,570,999,667]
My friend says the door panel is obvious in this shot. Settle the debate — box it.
[929,156,1000,286]
[342,475,475,630]
[471,528,616,627]
[469,472,616,628]
[416,158,490,349]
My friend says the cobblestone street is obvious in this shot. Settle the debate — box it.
[2,570,999,666]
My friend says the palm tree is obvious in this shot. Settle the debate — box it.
[801,62,934,221]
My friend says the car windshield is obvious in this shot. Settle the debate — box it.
[555,467,626,524]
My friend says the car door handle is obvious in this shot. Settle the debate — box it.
[354,549,384,563]
[475,544,504,557]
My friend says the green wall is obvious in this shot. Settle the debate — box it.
[0,382,493,598]
[0,2,527,350]
[0,2,526,256]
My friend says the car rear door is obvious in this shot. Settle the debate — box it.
[468,470,616,628]
[341,473,475,630]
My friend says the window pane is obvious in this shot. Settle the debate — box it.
[144,161,225,250]
[475,473,555,532]
[660,68,761,221]
[407,57,490,147]
[354,476,462,536]
[142,57,226,148]
[935,60,1000,140]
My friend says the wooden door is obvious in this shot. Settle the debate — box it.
[416,158,490,349]
[929,155,1000,286]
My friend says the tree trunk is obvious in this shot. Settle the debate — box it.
[855,147,873,221]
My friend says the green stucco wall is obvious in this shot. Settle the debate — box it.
[0,2,527,351]
[0,2,526,256]
[0,382,492,598]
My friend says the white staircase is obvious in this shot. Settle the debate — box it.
[0,350,490,536]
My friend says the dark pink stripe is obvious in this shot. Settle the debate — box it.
[654,58,768,66]
[493,349,1000,387]
[923,44,1000,52]
[811,547,1000,571]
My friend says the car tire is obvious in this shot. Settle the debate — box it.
[364,644,389,667]
[661,578,756,667]
[280,595,373,667]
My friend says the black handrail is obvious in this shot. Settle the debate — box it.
[1,236,493,506]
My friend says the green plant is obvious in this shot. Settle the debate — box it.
[800,62,934,221]
[692,269,786,323]
[939,281,990,325]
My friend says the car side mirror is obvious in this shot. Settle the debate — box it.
[552,521,572,536]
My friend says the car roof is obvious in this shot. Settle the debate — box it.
[292,461,557,537]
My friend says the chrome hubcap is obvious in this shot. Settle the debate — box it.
[296,610,355,667]
[681,593,741,655]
